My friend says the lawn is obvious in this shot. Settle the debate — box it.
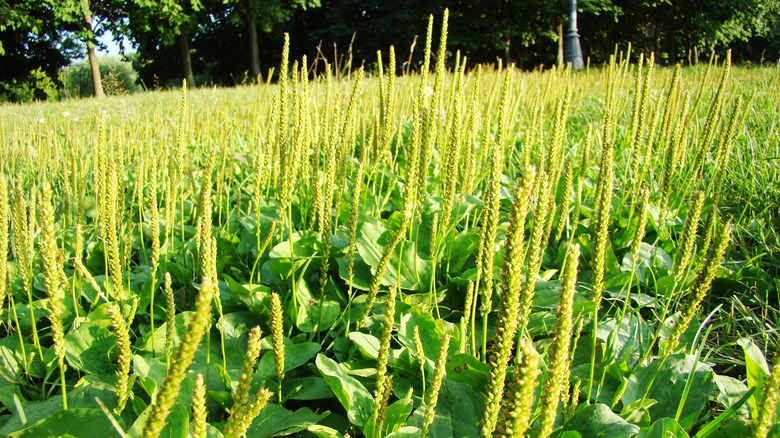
[0,24,779,438]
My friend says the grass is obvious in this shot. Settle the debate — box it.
[1,18,780,437]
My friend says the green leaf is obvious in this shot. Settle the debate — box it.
[127,399,189,438]
[637,417,690,438]
[444,228,480,276]
[0,337,25,382]
[408,380,482,437]
[63,322,116,380]
[0,381,118,435]
[355,220,431,291]
[256,341,321,380]
[160,402,190,438]
[219,311,263,348]
[621,242,673,283]
[285,377,334,400]
[385,426,423,438]
[336,253,373,291]
[713,374,750,417]
[737,337,769,419]
[133,354,168,390]
[315,354,374,428]
[621,354,714,430]
[563,403,640,437]
[598,316,653,364]
[699,418,752,438]
[139,311,193,354]
[307,424,343,438]
[246,404,328,438]
[381,396,414,436]
[397,309,446,360]
[223,277,272,316]
[294,280,340,333]
[349,332,380,360]
[445,354,489,393]
[269,231,321,279]
[8,408,119,438]
[694,386,755,438]
[620,398,656,428]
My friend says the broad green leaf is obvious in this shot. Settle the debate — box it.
[637,417,690,438]
[621,242,673,283]
[700,418,752,438]
[294,280,340,333]
[0,337,25,382]
[532,280,593,318]
[160,402,190,438]
[247,404,328,438]
[444,228,480,275]
[0,381,118,435]
[63,322,116,380]
[315,354,373,428]
[133,354,168,389]
[407,380,482,437]
[355,220,431,291]
[286,376,334,400]
[381,396,414,436]
[563,403,640,437]
[620,398,656,428]
[737,337,769,419]
[571,356,627,407]
[598,316,653,364]
[219,311,263,348]
[223,276,272,316]
[307,425,343,438]
[127,399,189,438]
[621,353,714,430]
[385,426,422,438]
[12,300,46,338]
[349,332,380,360]
[397,309,446,360]
[445,354,489,393]
[336,253,373,291]
[139,311,193,353]
[713,374,750,417]
[694,386,755,438]
[256,341,321,380]
[7,408,119,438]
[269,231,322,279]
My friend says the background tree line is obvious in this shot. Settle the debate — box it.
[1,0,779,101]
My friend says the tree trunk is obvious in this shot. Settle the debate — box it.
[83,11,104,98]
[504,37,511,66]
[557,24,564,68]
[178,28,196,88]
[245,0,261,81]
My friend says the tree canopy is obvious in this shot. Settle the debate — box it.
[1,0,778,101]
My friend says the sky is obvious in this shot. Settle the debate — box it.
[96,31,134,56]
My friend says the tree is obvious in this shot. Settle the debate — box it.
[0,0,81,101]
[47,0,126,98]
[128,0,205,87]
[227,0,319,81]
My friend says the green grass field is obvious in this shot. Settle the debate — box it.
[1,28,779,437]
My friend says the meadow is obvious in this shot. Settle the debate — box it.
[1,15,779,438]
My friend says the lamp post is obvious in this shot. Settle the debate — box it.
[564,0,585,70]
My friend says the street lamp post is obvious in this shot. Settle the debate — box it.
[564,0,585,70]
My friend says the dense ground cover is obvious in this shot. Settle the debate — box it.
[1,19,780,438]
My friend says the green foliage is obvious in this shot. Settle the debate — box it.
[0,21,779,436]
[0,68,59,102]
[60,55,139,98]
